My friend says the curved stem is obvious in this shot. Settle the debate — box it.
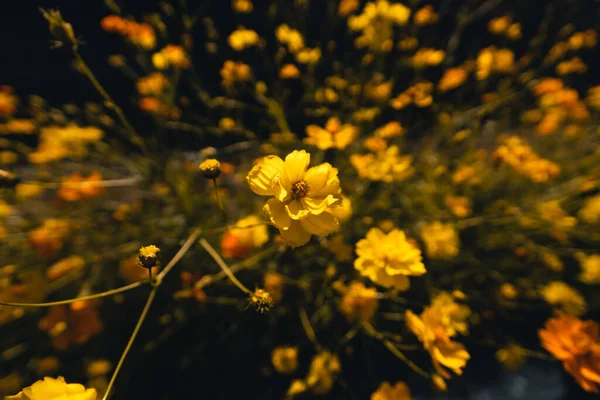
[102,287,157,400]
[0,281,143,308]
[156,228,202,281]
[199,238,251,295]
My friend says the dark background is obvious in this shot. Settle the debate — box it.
[2,1,600,399]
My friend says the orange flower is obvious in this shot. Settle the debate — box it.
[0,86,17,116]
[39,303,103,350]
[539,315,600,393]
[58,172,104,202]
[29,219,71,257]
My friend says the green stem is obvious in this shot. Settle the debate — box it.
[199,238,251,295]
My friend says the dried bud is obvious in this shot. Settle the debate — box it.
[137,245,161,269]
[41,9,78,48]
[250,288,273,313]
[199,159,221,179]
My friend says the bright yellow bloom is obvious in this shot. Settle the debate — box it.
[412,48,445,68]
[370,381,412,400]
[247,150,342,247]
[338,0,360,16]
[579,254,600,284]
[350,145,414,182]
[304,117,358,150]
[296,47,321,64]
[406,307,470,378]
[421,222,459,260]
[6,377,97,400]
[579,195,600,223]
[476,47,515,80]
[556,57,587,76]
[374,121,404,139]
[540,281,587,316]
[228,27,260,51]
[306,352,341,395]
[275,24,305,53]
[29,125,103,164]
[152,45,190,69]
[354,228,426,291]
[438,67,468,92]
[537,200,576,240]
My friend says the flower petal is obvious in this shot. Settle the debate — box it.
[264,198,291,230]
[280,220,312,247]
[300,212,339,236]
[302,194,340,215]
[284,150,310,183]
[285,200,311,220]
[247,156,284,196]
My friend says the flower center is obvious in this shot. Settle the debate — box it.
[291,180,309,199]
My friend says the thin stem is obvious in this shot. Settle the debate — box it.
[199,238,251,295]
[211,178,225,215]
[156,228,202,281]
[148,268,154,287]
[73,47,149,156]
[102,287,157,400]
[0,281,143,308]
[361,321,430,379]
[299,306,319,348]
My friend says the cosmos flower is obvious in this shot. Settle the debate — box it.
[6,377,96,400]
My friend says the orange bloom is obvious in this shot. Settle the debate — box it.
[0,86,17,116]
[539,315,600,392]
[29,219,71,257]
[58,172,104,202]
[39,303,103,350]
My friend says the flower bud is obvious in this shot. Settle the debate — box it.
[199,159,221,179]
[136,245,161,269]
[41,9,78,48]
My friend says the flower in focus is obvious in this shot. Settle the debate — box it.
[406,307,470,378]
[304,117,358,150]
[539,315,600,392]
[350,145,414,182]
[5,376,97,400]
[271,346,298,374]
[420,222,459,260]
[247,150,343,247]
[337,281,379,322]
[221,215,269,258]
[540,281,587,316]
[370,381,412,400]
[39,304,103,350]
[354,228,426,291]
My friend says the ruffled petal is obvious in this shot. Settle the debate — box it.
[284,150,310,183]
[280,220,312,247]
[302,194,340,214]
[285,200,311,220]
[264,198,291,230]
[300,212,339,236]
[246,156,285,196]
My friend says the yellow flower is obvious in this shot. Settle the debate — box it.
[348,0,411,52]
[271,346,299,374]
[247,150,342,247]
[306,352,341,395]
[406,307,470,378]
[430,292,471,336]
[232,0,253,13]
[228,27,260,51]
[337,281,379,322]
[492,136,560,182]
[414,5,438,26]
[0,200,13,218]
[275,24,305,53]
[328,195,352,223]
[304,117,358,150]
[220,60,252,89]
[370,381,412,400]
[136,73,169,96]
[350,145,414,182]
[476,47,515,80]
[540,281,587,316]
[221,215,269,258]
[412,48,445,68]
[338,0,359,16]
[152,45,190,69]
[444,196,471,218]
[579,254,600,284]
[6,377,96,400]
[438,67,468,92]
[374,121,404,139]
[421,222,459,260]
[296,47,321,64]
[579,195,600,223]
[354,228,426,291]
[279,64,301,79]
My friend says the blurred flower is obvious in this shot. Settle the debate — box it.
[337,281,379,322]
[540,281,587,316]
[539,315,600,392]
[579,254,600,285]
[295,47,321,64]
[556,57,587,75]
[152,45,190,69]
[414,5,438,25]
[264,272,284,303]
[29,219,71,257]
[430,292,471,336]
[5,376,96,400]
[306,352,341,395]
[280,64,301,79]
[101,15,155,49]
[46,256,85,280]
[221,215,269,258]
[350,145,414,182]
[58,172,104,202]
[445,196,471,218]
[247,150,343,247]
[271,346,298,374]
[136,73,169,96]
[338,0,359,16]
[421,222,459,260]
[328,195,352,224]
[496,343,527,370]
[232,0,253,13]
[228,27,260,51]
[374,121,404,139]
[220,60,252,89]
[412,48,445,68]
[348,1,411,52]
[438,67,468,92]
[304,117,358,150]
[355,228,426,291]
[371,381,412,400]
[39,304,103,350]
[492,136,560,182]
[275,25,305,53]
[537,200,576,241]
[29,125,103,164]
[0,86,17,116]
[476,47,515,80]
[579,195,600,223]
